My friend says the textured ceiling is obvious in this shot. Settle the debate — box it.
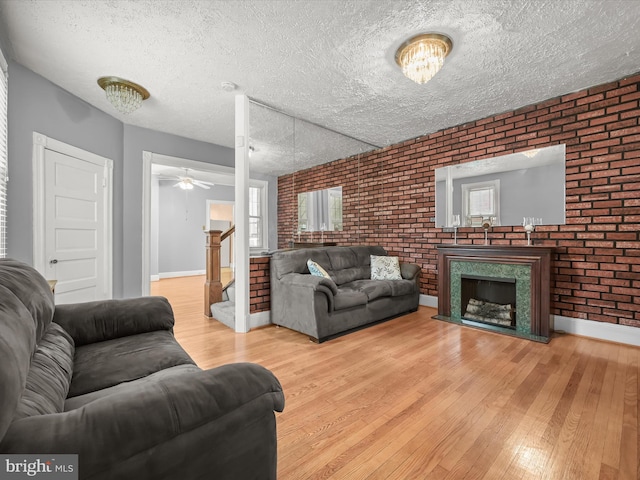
[1,0,640,176]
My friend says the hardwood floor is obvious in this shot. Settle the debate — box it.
[152,276,640,480]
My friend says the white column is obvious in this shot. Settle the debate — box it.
[234,95,250,333]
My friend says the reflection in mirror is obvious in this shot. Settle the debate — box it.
[247,100,376,244]
[247,101,376,176]
[298,187,343,232]
[435,145,566,227]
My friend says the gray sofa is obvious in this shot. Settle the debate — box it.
[270,246,420,342]
[0,258,285,480]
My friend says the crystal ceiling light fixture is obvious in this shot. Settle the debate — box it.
[395,33,453,84]
[97,76,150,114]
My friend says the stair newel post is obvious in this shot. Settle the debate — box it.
[205,230,223,317]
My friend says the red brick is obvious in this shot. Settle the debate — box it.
[278,76,640,329]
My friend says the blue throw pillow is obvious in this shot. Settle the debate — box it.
[307,259,331,279]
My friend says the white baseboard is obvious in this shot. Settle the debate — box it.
[250,310,271,329]
[158,269,206,279]
[420,294,438,308]
[423,296,639,347]
[150,274,160,282]
[553,314,640,347]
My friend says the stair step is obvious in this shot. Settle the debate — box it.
[210,300,235,330]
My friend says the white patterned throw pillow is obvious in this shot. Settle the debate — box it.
[370,255,402,280]
[307,259,331,279]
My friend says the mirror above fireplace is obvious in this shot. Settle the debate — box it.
[435,144,566,227]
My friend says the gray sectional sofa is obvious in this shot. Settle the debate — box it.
[0,258,284,480]
[270,246,420,342]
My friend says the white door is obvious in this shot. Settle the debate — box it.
[33,133,113,304]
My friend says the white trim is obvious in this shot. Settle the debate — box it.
[150,275,160,282]
[426,292,640,347]
[142,151,152,296]
[249,180,269,253]
[235,94,250,333]
[205,199,234,231]
[250,310,271,329]
[553,314,640,347]
[150,152,235,179]
[420,294,438,308]
[0,47,7,72]
[158,269,206,279]
[32,132,113,299]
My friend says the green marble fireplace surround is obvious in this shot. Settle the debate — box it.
[436,245,553,343]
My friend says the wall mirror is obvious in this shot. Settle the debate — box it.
[435,144,566,227]
[298,187,343,232]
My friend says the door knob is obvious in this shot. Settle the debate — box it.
[49,259,58,265]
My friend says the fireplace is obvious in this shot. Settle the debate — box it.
[461,275,516,329]
[436,245,553,343]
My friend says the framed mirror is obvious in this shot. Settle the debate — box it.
[298,187,343,232]
[435,145,566,227]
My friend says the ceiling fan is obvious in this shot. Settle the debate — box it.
[160,168,214,190]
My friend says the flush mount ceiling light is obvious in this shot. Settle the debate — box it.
[395,33,453,84]
[97,76,150,114]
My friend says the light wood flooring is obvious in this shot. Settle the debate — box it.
[152,276,640,480]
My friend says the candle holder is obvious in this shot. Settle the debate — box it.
[482,219,492,245]
[451,214,461,244]
[522,217,541,245]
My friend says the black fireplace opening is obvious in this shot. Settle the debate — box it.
[461,275,517,329]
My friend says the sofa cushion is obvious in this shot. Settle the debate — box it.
[333,289,368,310]
[327,247,374,285]
[272,248,333,279]
[0,259,55,345]
[350,245,387,265]
[371,255,402,280]
[389,279,419,297]
[342,279,393,302]
[64,364,201,411]
[326,246,357,270]
[68,330,195,398]
[331,266,366,285]
[13,323,74,420]
[0,286,36,440]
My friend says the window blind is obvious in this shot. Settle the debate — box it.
[0,50,7,258]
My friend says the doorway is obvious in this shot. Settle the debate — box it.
[141,151,235,296]
[207,200,234,271]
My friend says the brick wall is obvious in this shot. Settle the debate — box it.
[250,256,270,313]
[278,73,640,327]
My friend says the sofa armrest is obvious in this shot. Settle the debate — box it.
[53,296,175,346]
[281,272,338,296]
[0,363,284,479]
[401,263,421,281]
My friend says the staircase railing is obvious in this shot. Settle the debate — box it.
[204,226,235,317]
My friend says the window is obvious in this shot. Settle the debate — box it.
[328,189,342,230]
[298,192,308,231]
[0,49,7,258]
[248,182,268,250]
[462,180,500,225]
